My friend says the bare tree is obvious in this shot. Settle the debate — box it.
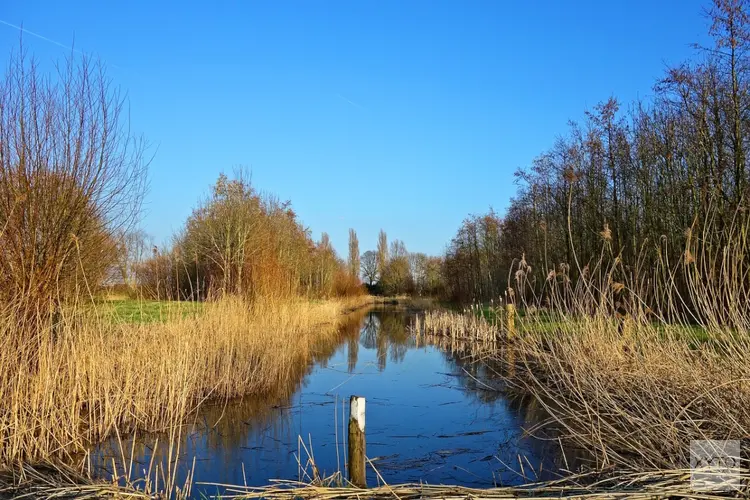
[708,0,750,205]
[380,239,413,295]
[441,1,750,310]
[361,250,378,285]
[389,239,408,260]
[376,230,388,279]
[176,171,325,300]
[409,252,428,295]
[179,172,265,298]
[115,229,150,290]
[0,45,147,327]
[348,229,360,280]
[314,232,339,297]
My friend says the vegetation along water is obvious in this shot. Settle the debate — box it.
[2,0,750,498]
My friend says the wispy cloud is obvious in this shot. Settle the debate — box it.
[337,93,366,111]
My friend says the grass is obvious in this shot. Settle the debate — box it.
[417,305,750,472]
[0,293,373,480]
[416,211,750,473]
[216,469,744,499]
[5,448,743,499]
[468,303,715,342]
[97,298,204,324]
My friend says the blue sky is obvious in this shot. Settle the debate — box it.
[1,1,709,256]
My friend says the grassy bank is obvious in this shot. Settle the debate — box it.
[0,295,372,468]
[96,298,205,324]
[416,307,750,471]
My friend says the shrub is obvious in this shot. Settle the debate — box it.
[0,47,146,334]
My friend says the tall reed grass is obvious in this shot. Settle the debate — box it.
[417,213,750,472]
[418,304,750,472]
[0,295,372,469]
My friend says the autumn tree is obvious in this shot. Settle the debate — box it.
[0,47,147,328]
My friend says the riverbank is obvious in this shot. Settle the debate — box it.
[4,303,746,498]
[0,295,374,469]
[416,308,750,473]
[6,463,737,499]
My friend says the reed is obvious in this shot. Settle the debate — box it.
[5,441,747,499]
[418,305,750,471]
[0,295,372,469]
[418,206,750,474]
[414,305,499,344]
[206,468,747,499]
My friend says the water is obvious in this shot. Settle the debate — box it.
[92,308,581,494]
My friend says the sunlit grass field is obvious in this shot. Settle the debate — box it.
[470,304,712,341]
[97,298,204,324]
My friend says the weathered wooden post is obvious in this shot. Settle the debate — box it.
[348,395,366,488]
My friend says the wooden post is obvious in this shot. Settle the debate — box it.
[348,395,366,488]
[506,303,516,338]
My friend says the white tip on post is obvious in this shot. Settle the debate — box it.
[351,396,365,432]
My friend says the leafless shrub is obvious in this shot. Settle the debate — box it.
[0,45,147,336]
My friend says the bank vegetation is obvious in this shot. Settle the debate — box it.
[0,45,368,474]
[427,0,750,475]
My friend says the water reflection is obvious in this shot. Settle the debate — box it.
[90,309,585,494]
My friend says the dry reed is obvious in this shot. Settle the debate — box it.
[417,271,750,472]
[206,468,747,499]
[0,295,372,470]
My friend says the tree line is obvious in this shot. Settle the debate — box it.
[133,171,364,301]
[0,44,367,336]
[10,0,746,326]
[354,229,443,297]
[442,0,750,315]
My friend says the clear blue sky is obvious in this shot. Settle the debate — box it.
[1,1,709,257]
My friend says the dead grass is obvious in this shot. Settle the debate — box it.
[7,440,746,499]
[511,316,750,470]
[416,304,750,472]
[203,443,748,499]
[416,208,750,473]
[214,469,745,500]
[0,295,373,469]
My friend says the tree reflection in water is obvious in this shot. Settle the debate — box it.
[87,308,590,492]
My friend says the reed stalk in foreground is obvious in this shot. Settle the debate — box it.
[199,442,748,499]
[416,215,750,473]
[215,469,745,500]
[0,294,372,470]
[417,307,750,472]
[7,441,746,499]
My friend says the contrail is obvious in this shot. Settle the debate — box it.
[337,93,366,110]
[0,19,83,54]
[0,19,123,70]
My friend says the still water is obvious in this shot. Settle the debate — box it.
[93,308,577,494]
